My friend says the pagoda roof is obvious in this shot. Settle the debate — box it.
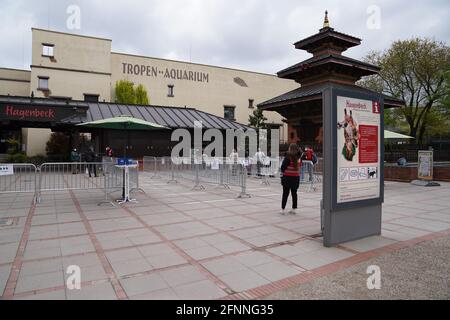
[294,27,361,52]
[258,83,404,110]
[277,53,380,80]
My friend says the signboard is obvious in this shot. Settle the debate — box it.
[121,62,210,83]
[0,104,85,122]
[0,164,13,176]
[336,96,381,204]
[418,150,433,181]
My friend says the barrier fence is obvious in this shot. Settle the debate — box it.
[143,157,251,198]
[0,157,322,204]
[143,156,322,195]
[0,163,38,203]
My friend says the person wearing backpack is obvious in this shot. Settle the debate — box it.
[280,144,301,215]
[302,146,316,182]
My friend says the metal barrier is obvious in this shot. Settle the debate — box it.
[143,156,250,198]
[0,163,38,203]
[300,160,322,192]
[129,160,145,194]
[37,162,123,205]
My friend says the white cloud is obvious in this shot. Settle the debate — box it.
[0,0,448,73]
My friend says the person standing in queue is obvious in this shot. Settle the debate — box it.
[70,148,80,174]
[301,146,316,182]
[85,147,98,178]
[280,143,301,215]
[105,146,113,158]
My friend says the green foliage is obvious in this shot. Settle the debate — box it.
[5,138,20,155]
[26,155,47,166]
[114,80,150,105]
[5,152,26,163]
[115,80,136,104]
[359,38,450,144]
[248,108,268,129]
[135,84,150,105]
[46,132,70,161]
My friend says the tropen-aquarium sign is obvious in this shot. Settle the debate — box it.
[0,103,82,122]
[122,62,210,83]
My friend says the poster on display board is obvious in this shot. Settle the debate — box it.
[336,95,381,204]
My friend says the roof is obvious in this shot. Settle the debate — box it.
[294,27,361,51]
[32,28,112,42]
[0,95,89,108]
[257,83,404,109]
[0,95,249,130]
[277,54,380,79]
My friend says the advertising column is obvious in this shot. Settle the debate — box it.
[322,87,384,247]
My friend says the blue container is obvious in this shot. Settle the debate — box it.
[117,158,133,165]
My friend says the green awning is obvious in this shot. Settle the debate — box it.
[384,130,414,139]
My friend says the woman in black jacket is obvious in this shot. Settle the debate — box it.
[280,144,302,215]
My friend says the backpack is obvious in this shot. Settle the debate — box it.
[312,153,318,165]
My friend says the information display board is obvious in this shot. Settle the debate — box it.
[336,96,381,204]
[418,150,433,181]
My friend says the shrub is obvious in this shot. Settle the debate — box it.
[5,152,27,163]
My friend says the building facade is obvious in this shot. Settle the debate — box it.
[0,28,298,156]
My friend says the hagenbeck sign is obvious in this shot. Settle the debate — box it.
[0,104,83,122]
[121,62,210,83]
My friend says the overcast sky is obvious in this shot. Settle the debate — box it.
[1,0,449,74]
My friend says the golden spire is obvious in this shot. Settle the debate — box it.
[323,10,330,28]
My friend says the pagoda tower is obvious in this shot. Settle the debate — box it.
[259,11,403,147]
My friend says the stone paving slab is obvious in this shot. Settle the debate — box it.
[0,178,449,299]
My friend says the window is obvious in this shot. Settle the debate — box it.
[248,99,254,108]
[84,94,99,103]
[168,85,174,97]
[42,44,54,57]
[224,106,236,121]
[38,77,49,90]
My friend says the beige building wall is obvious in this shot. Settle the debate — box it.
[30,28,112,101]
[3,28,299,156]
[111,53,298,141]
[25,29,113,156]
[0,68,31,96]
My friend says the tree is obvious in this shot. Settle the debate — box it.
[114,80,150,105]
[359,38,450,144]
[46,132,70,161]
[115,80,136,104]
[248,108,268,129]
[135,84,150,105]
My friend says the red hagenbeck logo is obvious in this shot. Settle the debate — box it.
[5,105,55,119]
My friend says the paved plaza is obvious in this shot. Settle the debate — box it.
[0,174,449,300]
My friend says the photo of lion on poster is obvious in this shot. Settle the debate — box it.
[337,109,359,161]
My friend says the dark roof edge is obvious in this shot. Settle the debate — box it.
[257,84,404,109]
[293,28,362,48]
[277,54,380,77]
